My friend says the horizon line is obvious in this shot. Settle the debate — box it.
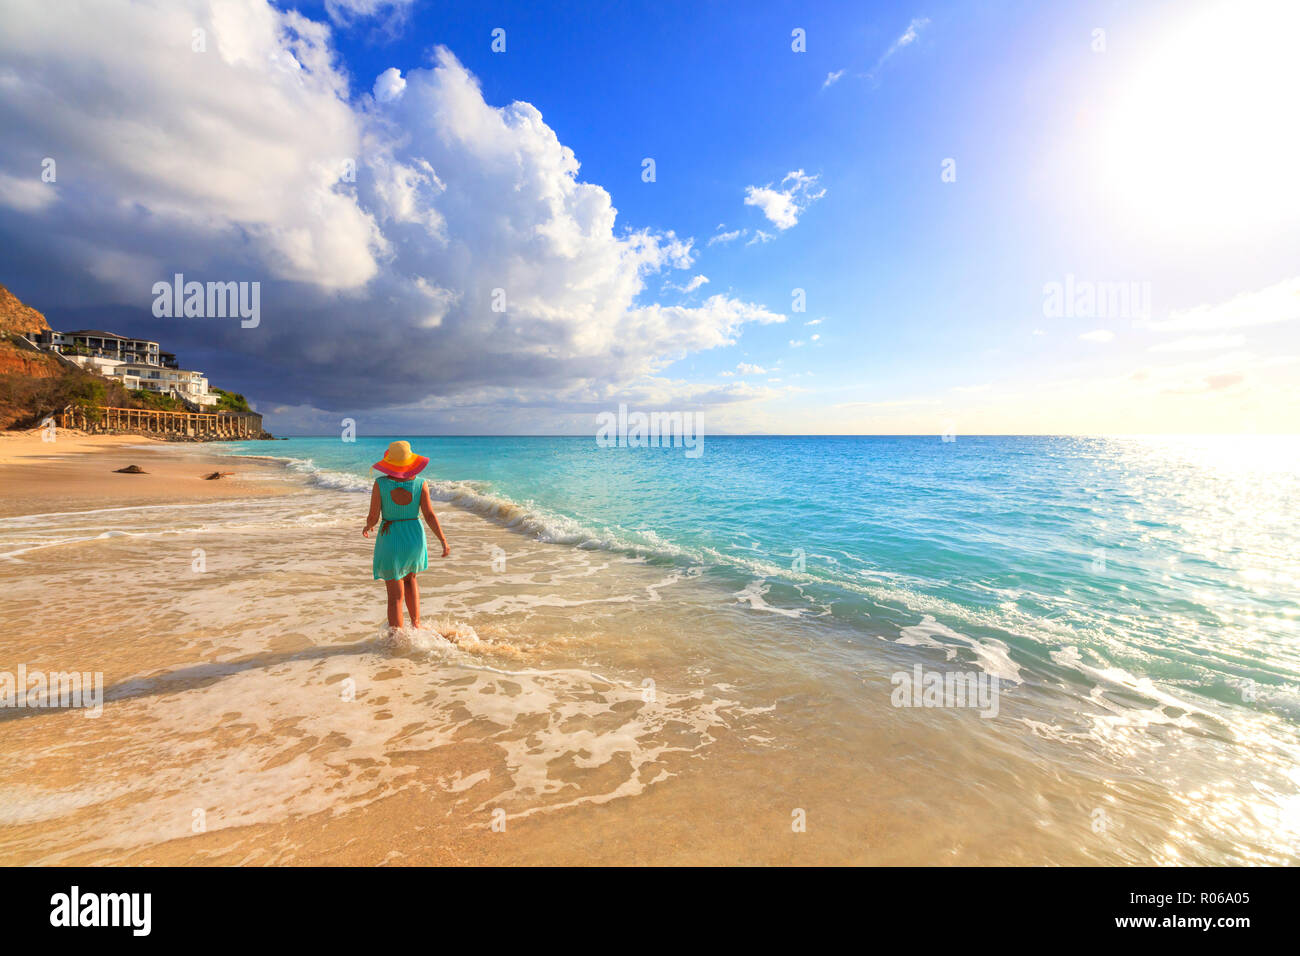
[255,432,1300,439]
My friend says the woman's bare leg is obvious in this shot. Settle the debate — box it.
[385,578,404,628]
[402,572,420,628]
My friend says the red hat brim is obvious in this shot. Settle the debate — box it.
[373,455,429,480]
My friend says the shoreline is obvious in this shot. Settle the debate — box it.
[0,429,293,518]
[1,435,1295,866]
[0,437,919,866]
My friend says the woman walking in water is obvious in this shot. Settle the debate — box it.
[362,441,451,629]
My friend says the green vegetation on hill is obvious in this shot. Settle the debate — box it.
[0,282,267,433]
[129,389,185,411]
[211,388,251,413]
[0,362,135,428]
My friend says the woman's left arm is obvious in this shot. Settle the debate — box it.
[420,483,451,557]
[362,481,381,537]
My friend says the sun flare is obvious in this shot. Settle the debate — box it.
[1098,0,1300,237]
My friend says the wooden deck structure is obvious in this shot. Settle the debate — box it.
[59,404,264,439]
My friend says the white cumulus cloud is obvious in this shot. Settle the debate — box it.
[743,170,826,231]
[1143,276,1300,333]
[373,67,407,103]
[0,2,786,417]
[0,0,384,290]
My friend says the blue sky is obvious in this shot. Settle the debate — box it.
[1,0,1297,433]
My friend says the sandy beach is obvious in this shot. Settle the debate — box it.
[5,0,1300,897]
[0,436,772,864]
[2,434,1296,866]
[0,431,287,516]
[0,436,1026,865]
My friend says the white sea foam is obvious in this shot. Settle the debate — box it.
[222,454,1110,703]
[897,615,1023,684]
[1051,644,1224,726]
[0,501,234,523]
[2,635,750,862]
[0,447,1209,746]
[733,579,805,618]
[380,617,488,656]
[205,449,1270,745]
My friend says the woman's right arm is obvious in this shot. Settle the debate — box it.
[362,481,381,537]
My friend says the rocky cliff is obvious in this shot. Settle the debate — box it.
[0,283,52,335]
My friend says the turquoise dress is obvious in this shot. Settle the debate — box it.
[372,476,429,580]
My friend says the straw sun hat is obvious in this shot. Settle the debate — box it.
[372,440,429,480]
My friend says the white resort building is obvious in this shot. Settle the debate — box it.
[23,328,220,408]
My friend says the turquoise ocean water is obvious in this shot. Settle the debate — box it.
[222,434,1299,709]
[221,433,1300,809]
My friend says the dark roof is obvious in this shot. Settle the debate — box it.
[63,330,159,346]
[65,329,127,339]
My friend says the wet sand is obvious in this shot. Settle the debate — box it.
[0,438,1291,866]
